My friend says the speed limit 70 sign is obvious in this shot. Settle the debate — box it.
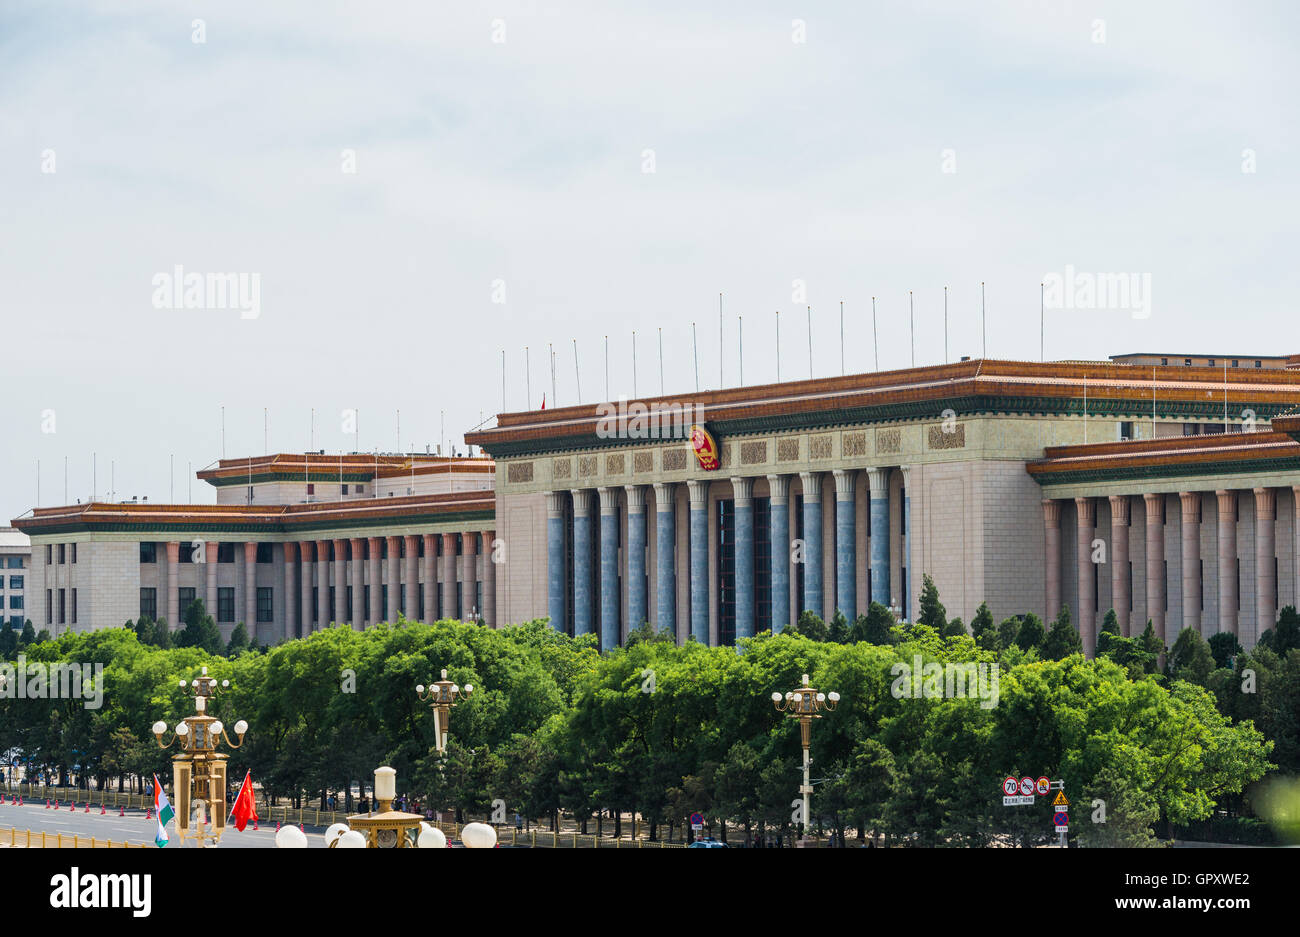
[1003,777,1018,796]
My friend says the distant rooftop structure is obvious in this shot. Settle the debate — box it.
[1109,352,1294,369]
[0,526,30,550]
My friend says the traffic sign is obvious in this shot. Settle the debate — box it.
[1055,824,1068,833]
[1019,777,1034,797]
[1053,811,1069,826]
[689,812,704,830]
[1035,777,1050,796]
[1002,777,1018,796]
[1052,791,1069,808]
[1003,795,1034,806]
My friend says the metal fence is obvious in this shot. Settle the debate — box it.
[0,827,148,848]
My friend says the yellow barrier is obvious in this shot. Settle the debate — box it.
[0,826,148,848]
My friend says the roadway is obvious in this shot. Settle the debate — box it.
[0,801,329,848]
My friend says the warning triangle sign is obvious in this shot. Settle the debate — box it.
[1052,791,1069,807]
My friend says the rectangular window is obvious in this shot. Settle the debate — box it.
[342,484,349,495]
[139,542,157,563]
[1231,359,1239,368]
[476,582,483,621]
[457,582,464,621]
[716,498,736,647]
[363,585,370,617]
[1199,560,1204,610]
[307,483,315,495]
[1208,358,1215,367]
[45,545,52,564]
[1160,357,1168,366]
[330,586,337,622]
[218,543,235,563]
[357,484,365,494]
[6,556,21,568]
[57,589,65,624]
[71,588,77,624]
[217,587,235,623]
[1119,421,1133,440]
[1255,360,1262,368]
[1236,560,1241,610]
[1163,561,1168,611]
[347,585,354,617]
[1184,358,1192,366]
[178,587,196,619]
[417,584,423,620]
[10,575,23,590]
[10,594,22,610]
[178,543,193,564]
[794,494,804,616]
[257,587,273,622]
[139,587,157,621]
[58,543,65,564]
[313,587,319,622]
[71,543,77,564]
[381,589,388,622]
[46,589,52,623]
[1127,561,1133,611]
[256,542,273,563]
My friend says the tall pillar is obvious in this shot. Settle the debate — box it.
[547,491,567,630]
[301,541,315,634]
[687,479,709,644]
[404,535,419,621]
[1178,492,1201,636]
[481,530,496,627]
[731,476,755,641]
[626,486,648,633]
[598,487,620,650]
[1144,493,1166,644]
[422,534,438,624]
[205,541,219,619]
[441,532,457,619]
[366,537,382,625]
[799,472,823,618]
[282,543,298,640]
[462,531,478,621]
[1109,495,1132,636]
[1043,500,1062,621]
[315,540,330,627]
[350,538,365,630]
[384,536,400,624]
[166,542,180,627]
[572,490,594,636]
[767,474,791,633]
[335,538,349,625]
[900,465,912,621]
[244,541,258,632]
[1075,498,1096,655]
[653,483,676,636]
[1255,487,1276,647]
[1216,490,1238,637]
[867,468,890,607]
[832,470,856,620]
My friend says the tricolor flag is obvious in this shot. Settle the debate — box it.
[153,775,174,848]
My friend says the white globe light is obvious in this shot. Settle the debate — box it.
[771,692,782,702]
[178,680,186,688]
[222,679,229,688]
[417,826,448,849]
[460,822,497,849]
[210,720,224,736]
[464,684,473,693]
[324,823,349,846]
[828,692,840,702]
[275,825,308,849]
[785,692,793,700]
[416,685,425,694]
[816,693,826,702]
[234,720,248,735]
[152,720,167,735]
[175,722,189,736]
[192,680,199,688]
[451,684,459,694]
[336,830,367,849]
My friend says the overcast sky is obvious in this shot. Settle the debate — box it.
[2,0,1297,522]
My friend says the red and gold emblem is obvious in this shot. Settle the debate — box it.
[690,424,720,471]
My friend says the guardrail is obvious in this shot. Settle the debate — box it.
[0,827,149,848]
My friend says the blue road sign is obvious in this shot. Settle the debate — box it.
[1053,811,1068,826]
[690,812,704,827]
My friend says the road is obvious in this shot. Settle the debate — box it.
[0,801,329,848]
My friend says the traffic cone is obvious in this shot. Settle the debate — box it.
[275,821,280,832]
[84,803,90,813]
[45,800,51,809]
[100,804,106,815]
[119,805,125,817]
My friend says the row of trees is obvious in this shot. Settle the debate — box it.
[1,581,1288,845]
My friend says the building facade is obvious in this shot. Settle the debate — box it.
[0,527,31,629]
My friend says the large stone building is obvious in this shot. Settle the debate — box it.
[16,354,1300,656]
[0,527,31,629]
[466,355,1300,654]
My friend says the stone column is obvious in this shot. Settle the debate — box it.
[282,543,298,640]
[422,534,438,624]
[900,465,913,621]
[384,536,400,624]
[301,541,315,634]
[462,531,478,621]
[653,483,676,636]
[244,541,258,633]
[404,535,419,621]
[335,538,349,625]
[732,476,755,641]
[441,532,457,619]
[350,538,365,630]
[481,530,496,627]
[687,479,710,644]
[1043,500,1062,622]
[315,540,330,627]
[1179,492,1201,636]
[547,491,567,630]
[1255,487,1276,647]
[799,472,824,619]
[1109,495,1132,636]
[367,537,382,625]
[572,490,594,636]
[867,467,891,607]
[767,474,791,633]
[164,541,180,628]
[1216,490,1238,637]
[205,541,219,619]
[1143,493,1165,644]
[626,485,648,633]
[832,469,856,620]
[598,487,619,650]
[1075,498,1096,656]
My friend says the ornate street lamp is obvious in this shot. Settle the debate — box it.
[314,766,499,849]
[771,673,839,845]
[416,669,473,753]
[152,666,248,847]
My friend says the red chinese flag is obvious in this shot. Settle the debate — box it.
[231,770,259,832]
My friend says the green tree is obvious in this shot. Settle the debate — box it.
[1167,627,1214,685]
[0,622,16,660]
[175,601,221,655]
[1139,620,1164,670]
[1014,613,1046,652]
[828,610,851,644]
[917,575,947,633]
[970,602,997,651]
[941,617,967,638]
[19,621,36,649]
[1043,606,1083,660]
[791,610,828,642]
[853,603,896,645]
[226,622,251,657]
[1207,632,1242,670]
[997,617,1021,651]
